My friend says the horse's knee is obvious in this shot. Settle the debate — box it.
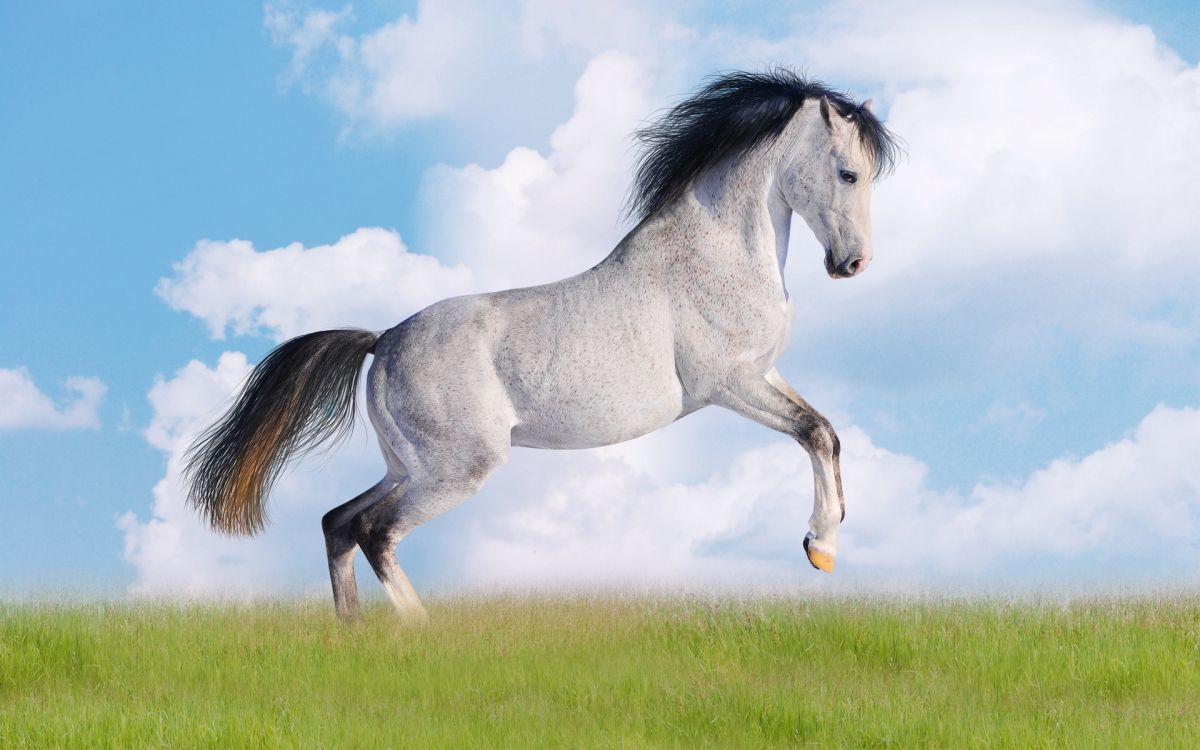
[348,442,506,552]
[321,507,344,536]
[322,509,358,560]
[349,509,379,543]
[795,414,839,458]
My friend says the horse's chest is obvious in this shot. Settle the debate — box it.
[672,266,793,395]
[721,295,793,360]
[680,266,790,352]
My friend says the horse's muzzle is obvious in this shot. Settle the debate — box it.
[825,252,868,279]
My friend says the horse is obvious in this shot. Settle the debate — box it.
[184,69,899,621]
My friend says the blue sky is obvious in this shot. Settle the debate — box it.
[2,0,1199,596]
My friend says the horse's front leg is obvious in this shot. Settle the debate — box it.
[711,366,843,572]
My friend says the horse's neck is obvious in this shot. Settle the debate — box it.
[663,146,793,283]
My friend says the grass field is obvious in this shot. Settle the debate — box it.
[3,595,1199,748]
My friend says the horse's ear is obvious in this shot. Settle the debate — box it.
[862,98,874,112]
[819,96,833,131]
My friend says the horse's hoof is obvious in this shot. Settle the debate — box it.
[803,535,835,573]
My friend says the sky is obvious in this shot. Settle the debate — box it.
[2,0,1199,598]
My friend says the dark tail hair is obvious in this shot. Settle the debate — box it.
[184,329,380,535]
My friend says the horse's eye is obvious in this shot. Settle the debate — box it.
[839,170,858,184]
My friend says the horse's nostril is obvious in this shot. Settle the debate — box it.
[837,257,862,277]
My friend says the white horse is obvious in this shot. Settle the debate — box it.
[185,70,899,620]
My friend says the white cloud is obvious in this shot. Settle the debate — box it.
[852,404,1200,572]
[0,367,105,431]
[156,227,473,342]
[421,51,652,288]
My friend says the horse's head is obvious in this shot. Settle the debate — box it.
[780,96,887,279]
[627,71,898,275]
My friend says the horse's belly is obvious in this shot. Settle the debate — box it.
[509,370,686,449]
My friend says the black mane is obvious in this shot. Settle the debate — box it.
[627,69,900,221]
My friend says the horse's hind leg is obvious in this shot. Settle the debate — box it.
[348,489,427,623]
[350,436,510,623]
[322,477,399,620]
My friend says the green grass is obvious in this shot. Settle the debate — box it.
[3,595,1199,748]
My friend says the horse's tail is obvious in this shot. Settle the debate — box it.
[184,329,380,536]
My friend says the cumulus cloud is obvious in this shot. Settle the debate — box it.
[0,367,106,431]
[945,405,1200,564]
[846,405,1200,574]
[422,51,652,288]
[156,227,473,342]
